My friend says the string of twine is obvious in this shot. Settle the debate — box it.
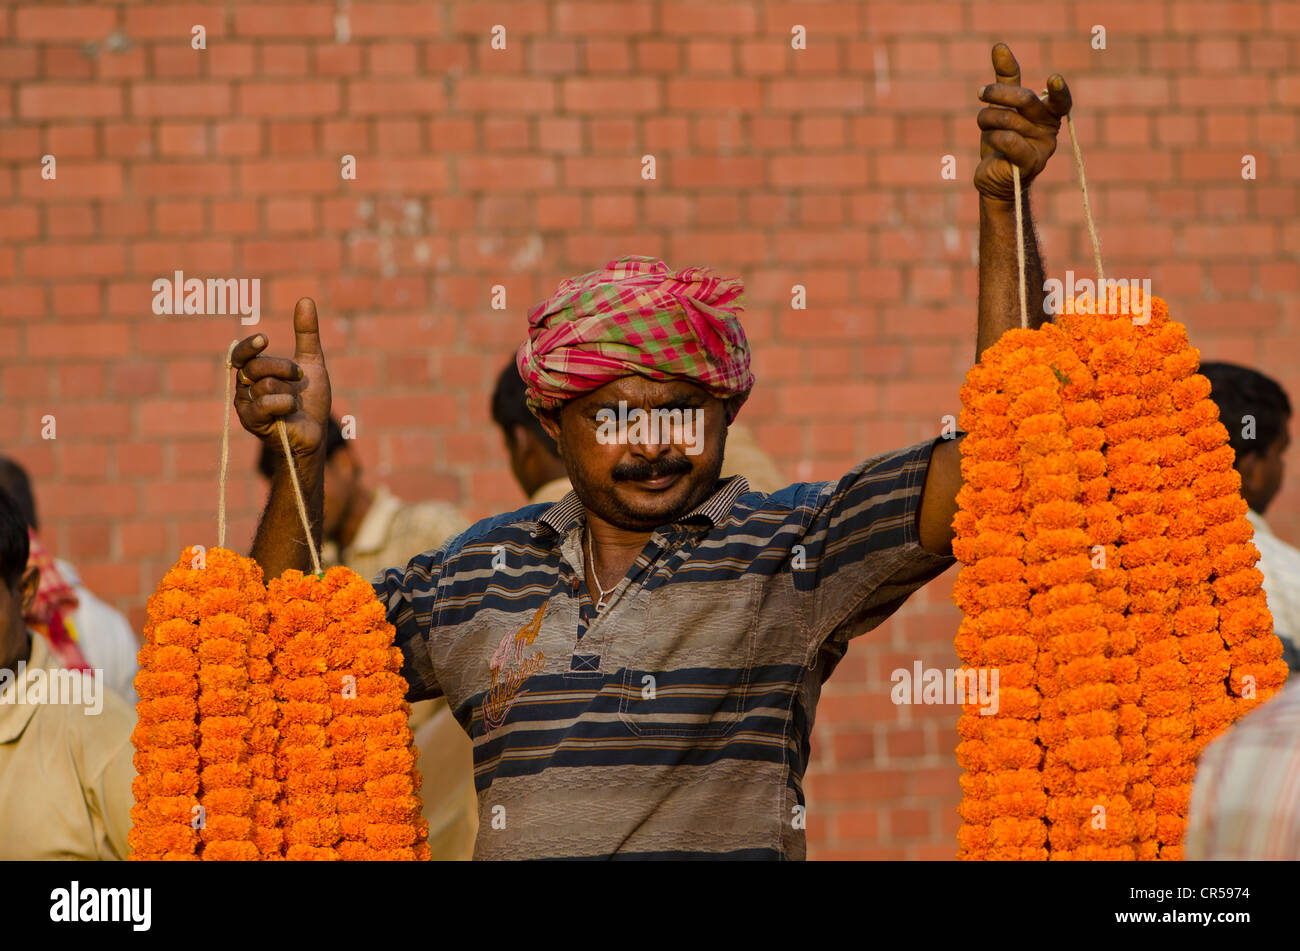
[1065,113,1105,283]
[220,341,323,575]
[218,341,236,549]
[1013,166,1028,330]
[1011,111,1105,329]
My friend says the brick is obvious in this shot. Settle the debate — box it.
[239,159,339,195]
[349,3,441,37]
[131,82,230,117]
[158,122,209,157]
[16,6,118,39]
[769,78,869,111]
[241,238,342,273]
[20,83,123,119]
[659,1,757,34]
[44,204,95,238]
[23,243,125,279]
[238,81,339,116]
[1172,1,1265,31]
[666,79,761,112]
[349,80,446,114]
[119,519,167,556]
[234,5,335,37]
[123,5,229,39]
[261,42,311,76]
[21,161,124,200]
[455,77,555,112]
[865,3,964,35]
[0,206,38,240]
[770,154,868,187]
[0,127,39,160]
[130,161,233,197]
[0,47,38,80]
[315,43,363,76]
[446,2,542,36]
[1175,76,1270,106]
[562,78,659,113]
[460,156,557,191]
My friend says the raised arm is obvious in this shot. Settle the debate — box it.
[917,43,1072,555]
[973,43,1072,361]
[231,297,332,578]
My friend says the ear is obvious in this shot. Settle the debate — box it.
[1237,450,1264,491]
[332,445,359,477]
[18,565,39,616]
[536,410,562,452]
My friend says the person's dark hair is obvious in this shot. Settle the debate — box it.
[0,488,30,591]
[257,415,348,479]
[0,457,38,531]
[1201,362,1292,462]
[491,359,558,457]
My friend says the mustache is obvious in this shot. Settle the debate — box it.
[611,455,692,482]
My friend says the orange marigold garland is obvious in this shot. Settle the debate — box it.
[954,284,1289,860]
[245,574,281,859]
[132,353,429,859]
[268,569,342,860]
[129,553,203,861]
[953,339,1046,861]
[195,549,263,861]
[323,567,431,861]
[135,556,429,860]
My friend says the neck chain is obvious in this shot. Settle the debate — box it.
[585,526,613,612]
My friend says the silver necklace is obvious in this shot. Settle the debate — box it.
[584,527,612,612]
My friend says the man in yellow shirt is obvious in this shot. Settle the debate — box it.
[0,489,135,860]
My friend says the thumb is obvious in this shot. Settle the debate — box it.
[1043,73,1072,118]
[292,297,322,359]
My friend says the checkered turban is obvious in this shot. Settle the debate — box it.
[516,256,755,422]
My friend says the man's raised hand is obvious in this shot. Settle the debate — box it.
[973,42,1072,204]
[231,297,332,462]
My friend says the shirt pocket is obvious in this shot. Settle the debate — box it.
[617,575,760,738]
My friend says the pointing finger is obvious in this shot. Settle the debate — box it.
[992,42,1020,87]
[292,297,322,359]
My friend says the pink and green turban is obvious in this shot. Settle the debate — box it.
[516,256,755,423]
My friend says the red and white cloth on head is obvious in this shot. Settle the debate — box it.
[516,256,755,422]
[24,528,91,672]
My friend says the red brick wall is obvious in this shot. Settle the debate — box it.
[3,0,1297,860]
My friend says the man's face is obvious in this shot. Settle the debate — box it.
[543,377,728,531]
[322,448,361,540]
[1243,415,1291,514]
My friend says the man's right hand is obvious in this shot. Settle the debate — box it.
[231,297,331,463]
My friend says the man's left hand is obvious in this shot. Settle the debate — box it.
[973,42,1072,204]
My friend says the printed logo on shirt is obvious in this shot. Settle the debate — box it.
[483,604,546,734]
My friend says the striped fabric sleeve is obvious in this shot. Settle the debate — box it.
[372,548,449,704]
[802,436,958,651]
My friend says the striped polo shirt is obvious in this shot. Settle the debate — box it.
[373,437,956,859]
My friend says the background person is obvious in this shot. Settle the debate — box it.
[0,458,139,704]
[1200,362,1298,671]
[1186,678,1300,859]
[0,488,135,861]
